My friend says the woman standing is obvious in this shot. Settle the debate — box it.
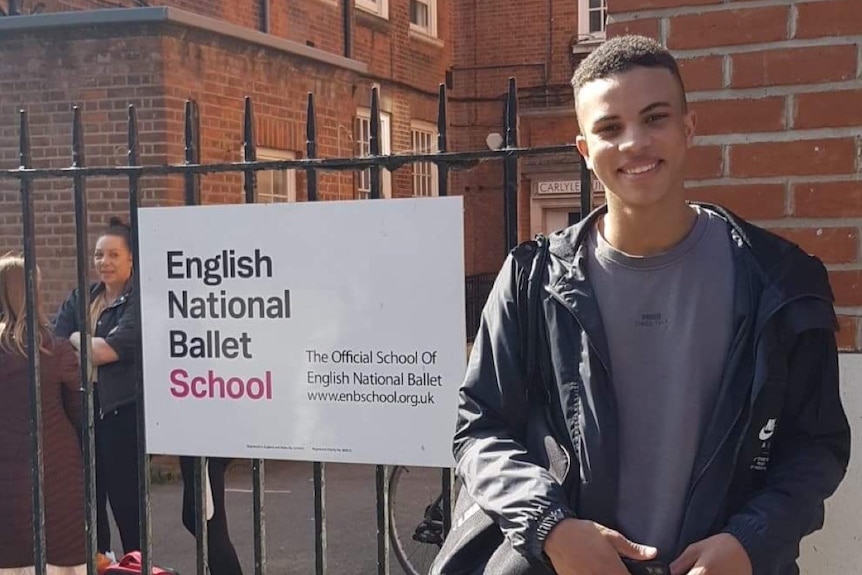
[54,217,141,558]
[0,255,85,575]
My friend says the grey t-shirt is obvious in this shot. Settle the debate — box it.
[586,206,734,559]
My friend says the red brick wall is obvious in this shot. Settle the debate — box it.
[451,0,580,275]
[0,25,168,310]
[1,1,456,302]
[158,27,361,206]
[608,0,862,351]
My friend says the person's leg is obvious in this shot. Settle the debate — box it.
[102,406,141,554]
[180,457,243,575]
[94,419,112,554]
[205,458,243,575]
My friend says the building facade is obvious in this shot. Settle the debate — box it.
[1,0,859,353]
[0,0,454,307]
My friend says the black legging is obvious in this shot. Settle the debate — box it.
[95,403,141,554]
[180,456,243,575]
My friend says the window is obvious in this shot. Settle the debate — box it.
[356,109,392,199]
[578,0,607,40]
[256,148,297,203]
[409,0,437,37]
[356,0,388,18]
[411,122,438,197]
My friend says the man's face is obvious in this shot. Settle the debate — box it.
[575,66,696,210]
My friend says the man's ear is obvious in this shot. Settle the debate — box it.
[683,109,697,147]
[576,135,593,170]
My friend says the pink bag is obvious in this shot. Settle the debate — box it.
[102,552,180,575]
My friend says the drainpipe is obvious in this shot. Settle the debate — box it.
[343,0,353,58]
[261,0,271,33]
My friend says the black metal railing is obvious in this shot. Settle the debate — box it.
[0,78,592,575]
[465,273,497,341]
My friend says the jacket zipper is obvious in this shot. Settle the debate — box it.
[546,289,610,478]
[683,293,831,504]
[91,290,130,420]
[547,289,612,378]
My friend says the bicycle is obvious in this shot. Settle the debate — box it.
[388,466,460,575]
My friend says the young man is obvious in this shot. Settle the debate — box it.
[432,35,851,575]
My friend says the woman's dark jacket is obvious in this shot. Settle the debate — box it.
[54,281,139,415]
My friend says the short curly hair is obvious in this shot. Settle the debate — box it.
[571,35,687,109]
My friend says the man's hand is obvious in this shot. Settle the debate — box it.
[69,331,81,350]
[544,518,658,575]
[670,533,752,575]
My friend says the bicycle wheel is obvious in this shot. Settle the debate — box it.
[389,466,456,575]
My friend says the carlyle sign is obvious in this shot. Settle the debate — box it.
[537,179,605,195]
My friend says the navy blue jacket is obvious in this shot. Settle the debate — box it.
[442,204,851,575]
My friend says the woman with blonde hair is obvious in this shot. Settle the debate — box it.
[0,254,85,575]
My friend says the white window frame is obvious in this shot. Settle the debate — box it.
[256,148,297,203]
[411,121,438,197]
[356,108,392,199]
[409,0,437,38]
[578,0,607,41]
[356,0,388,19]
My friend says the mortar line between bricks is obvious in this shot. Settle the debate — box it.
[788,2,798,39]
[687,81,862,102]
[669,36,862,58]
[753,217,862,229]
[722,55,732,89]
[834,306,862,315]
[612,0,835,22]
[602,172,851,188]
[785,93,794,130]
[784,180,794,217]
[695,127,860,145]
[822,263,862,272]
[858,43,862,79]
[857,224,862,267]
[721,145,730,178]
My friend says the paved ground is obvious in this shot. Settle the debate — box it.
[108,459,446,575]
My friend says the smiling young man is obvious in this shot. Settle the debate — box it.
[432,35,851,575]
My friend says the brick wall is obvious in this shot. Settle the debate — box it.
[0,25,168,310]
[609,0,862,351]
[158,26,361,206]
[451,0,581,274]
[0,1,457,303]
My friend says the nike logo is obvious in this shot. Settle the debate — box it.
[759,418,777,441]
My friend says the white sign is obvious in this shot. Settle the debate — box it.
[138,197,466,468]
[537,179,605,195]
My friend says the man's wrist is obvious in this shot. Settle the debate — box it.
[538,507,577,555]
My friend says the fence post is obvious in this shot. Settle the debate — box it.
[368,86,391,575]
[127,105,154,575]
[182,100,209,575]
[242,96,269,575]
[369,87,382,201]
[503,78,519,252]
[579,152,592,219]
[19,109,48,575]
[306,91,329,575]
[436,83,449,198]
[69,106,100,575]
